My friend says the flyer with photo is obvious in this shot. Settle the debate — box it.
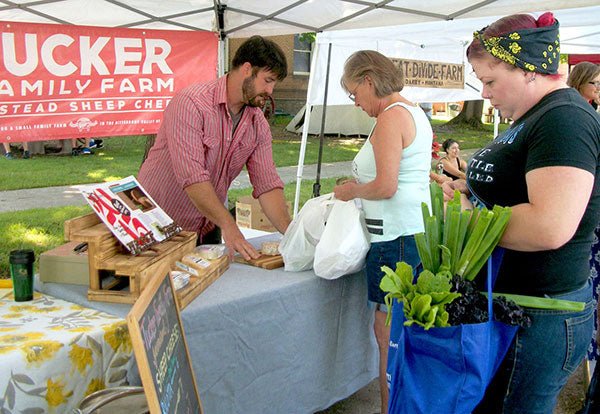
[79,176,181,254]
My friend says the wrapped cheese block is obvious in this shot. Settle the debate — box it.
[195,244,227,260]
[170,270,191,290]
[181,252,227,276]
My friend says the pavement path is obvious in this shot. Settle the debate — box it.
[0,161,354,213]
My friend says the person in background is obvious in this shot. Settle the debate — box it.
[71,138,94,155]
[438,138,467,180]
[138,36,291,260]
[568,62,600,109]
[333,50,432,414]
[443,12,599,413]
[567,61,600,414]
[3,142,30,159]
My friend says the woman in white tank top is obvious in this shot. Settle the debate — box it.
[333,50,432,414]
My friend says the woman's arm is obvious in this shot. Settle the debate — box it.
[430,172,452,185]
[499,166,594,251]
[334,106,413,201]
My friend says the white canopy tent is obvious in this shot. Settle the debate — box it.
[292,4,600,215]
[0,1,597,38]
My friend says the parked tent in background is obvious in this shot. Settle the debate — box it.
[286,105,374,136]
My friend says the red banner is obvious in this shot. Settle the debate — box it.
[0,22,218,143]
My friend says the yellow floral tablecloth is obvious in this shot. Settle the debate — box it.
[0,289,134,413]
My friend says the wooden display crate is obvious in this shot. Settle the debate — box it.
[64,213,198,305]
[175,254,229,310]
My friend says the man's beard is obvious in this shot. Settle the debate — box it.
[242,76,268,108]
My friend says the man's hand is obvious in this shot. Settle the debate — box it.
[220,223,260,261]
[185,182,260,260]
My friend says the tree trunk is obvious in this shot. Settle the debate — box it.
[446,100,485,129]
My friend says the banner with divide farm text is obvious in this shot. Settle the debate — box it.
[0,21,218,143]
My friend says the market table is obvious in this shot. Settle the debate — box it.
[0,288,134,413]
[39,258,378,413]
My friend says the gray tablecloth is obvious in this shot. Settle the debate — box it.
[38,259,378,414]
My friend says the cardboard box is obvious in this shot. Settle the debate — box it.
[236,196,286,232]
[39,241,89,285]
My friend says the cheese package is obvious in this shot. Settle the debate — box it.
[170,270,191,290]
[181,252,223,276]
[174,261,199,276]
[195,244,227,260]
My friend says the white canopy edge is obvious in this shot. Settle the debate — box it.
[0,0,598,38]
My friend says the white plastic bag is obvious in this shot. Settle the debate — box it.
[279,193,334,272]
[313,199,370,279]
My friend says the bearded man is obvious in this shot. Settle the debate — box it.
[138,36,290,259]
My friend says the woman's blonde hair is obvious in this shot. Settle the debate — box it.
[567,62,600,95]
[341,50,404,98]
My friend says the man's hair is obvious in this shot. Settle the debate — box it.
[567,62,600,95]
[231,36,288,81]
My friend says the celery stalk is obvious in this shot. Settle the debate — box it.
[426,216,440,272]
[415,232,433,272]
[456,209,493,278]
[462,208,511,280]
[454,210,472,275]
[488,293,585,312]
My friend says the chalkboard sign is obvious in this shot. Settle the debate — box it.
[127,272,203,414]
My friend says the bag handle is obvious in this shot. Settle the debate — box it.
[487,256,493,321]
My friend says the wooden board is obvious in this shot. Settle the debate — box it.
[234,253,283,270]
[176,255,229,310]
[127,271,203,414]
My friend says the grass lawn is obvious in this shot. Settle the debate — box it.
[0,206,92,278]
[0,115,503,278]
[0,115,361,191]
[0,116,504,191]
[431,119,509,150]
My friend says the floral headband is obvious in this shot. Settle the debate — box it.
[473,20,560,74]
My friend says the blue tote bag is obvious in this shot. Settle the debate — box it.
[386,253,518,414]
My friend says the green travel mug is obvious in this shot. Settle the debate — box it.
[9,249,34,302]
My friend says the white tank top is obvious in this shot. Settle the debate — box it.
[352,101,432,242]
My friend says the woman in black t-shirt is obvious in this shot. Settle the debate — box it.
[444,12,600,414]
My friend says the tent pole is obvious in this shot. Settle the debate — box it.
[216,3,227,77]
[218,38,227,77]
[493,108,500,138]
[293,39,322,217]
[312,42,332,198]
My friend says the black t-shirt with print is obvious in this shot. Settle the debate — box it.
[467,88,600,295]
